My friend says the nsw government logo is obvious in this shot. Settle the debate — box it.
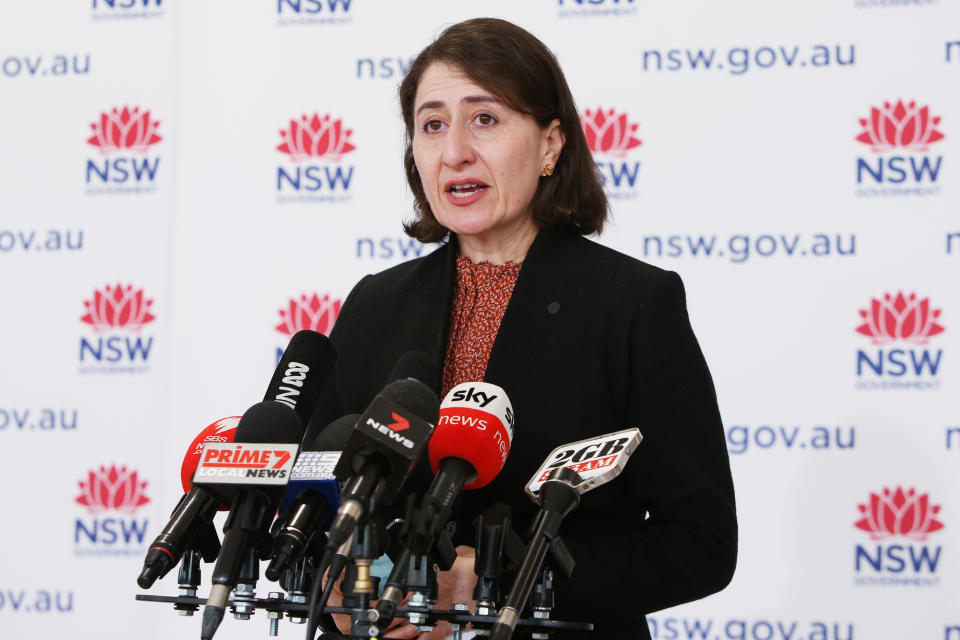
[91,0,165,21]
[854,486,944,587]
[85,106,163,195]
[79,283,156,374]
[854,291,944,390]
[274,293,342,363]
[277,0,353,27]
[74,464,151,556]
[854,99,945,197]
[276,113,355,204]
[581,107,642,199]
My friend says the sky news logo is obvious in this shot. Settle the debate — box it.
[276,113,355,203]
[274,293,341,362]
[853,486,944,586]
[276,0,352,27]
[854,99,945,197]
[79,283,156,374]
[91,0,165,20]
[581,107,642,199]
[74,464,151,556]
[854,291,943,390]
[85,106,162,195]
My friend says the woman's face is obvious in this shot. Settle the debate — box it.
[412,63,563,252]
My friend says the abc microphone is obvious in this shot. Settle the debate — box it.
[137,417,240,589]
[490,428,643,640]
[376,381,514,623]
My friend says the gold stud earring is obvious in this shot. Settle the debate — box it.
[540,163,554,177]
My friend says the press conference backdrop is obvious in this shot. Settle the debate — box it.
[1,0,958,638]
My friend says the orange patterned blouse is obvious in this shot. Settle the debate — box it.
[441,255,522,398]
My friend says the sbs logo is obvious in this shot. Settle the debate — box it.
[276,113,355,203]
[855,99,945,196]
[85,106,163,194]
[854,486,944,586]
[580,107,642,198]
[74,464,151,555]
[79,283,156,374]
[855,291,944,389]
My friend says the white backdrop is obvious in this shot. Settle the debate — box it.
[1,1,958,639]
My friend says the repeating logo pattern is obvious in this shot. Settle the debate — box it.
[86,106,162,154]
[856,292,944,345]
[855,487,944,542]
[856,100,945,152]
[81,284,156,332]
[277,113,355,161]
[275,293,342,335]
[580,107,642,157]
[75,464,150,515]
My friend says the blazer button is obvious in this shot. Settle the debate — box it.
[547,302,560,314]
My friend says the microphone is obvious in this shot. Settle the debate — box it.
[263,329,338,426]
[326,355,440,549]
[199,401,305,640]
[490,428,643,640]
[264,413,356,581]
[137,417,240,589]
[376,381,514,622]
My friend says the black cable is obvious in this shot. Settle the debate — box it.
[305,546,334,640]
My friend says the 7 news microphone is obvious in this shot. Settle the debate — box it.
[376,381,515,626]
[325,352,440,550]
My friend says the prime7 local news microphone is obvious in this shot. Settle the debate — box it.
[264,413,356,581]
[376,381,514,624]
[196,401,304,640]
[137,417,240,589]
[490,428,643,640]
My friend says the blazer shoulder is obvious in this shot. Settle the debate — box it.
[351,241,452,296]
[561,234,681,298]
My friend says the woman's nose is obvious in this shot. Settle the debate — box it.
[441,122,475,168]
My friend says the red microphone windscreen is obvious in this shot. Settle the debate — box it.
[180,416,241,493]
[429,382,514,489]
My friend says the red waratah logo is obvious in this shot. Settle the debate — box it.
[277,113,356,162]
[580,107,642,157]
[86,106,162,154]
[855,487,944,542]
[75,464,150,515]
[275,293,342,335]
[856,292,944,345]
[81,284,156,332]
[856,100,945,152]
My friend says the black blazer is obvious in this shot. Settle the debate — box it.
[306,229,737,639]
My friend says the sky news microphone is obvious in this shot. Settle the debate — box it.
[137,417,240,590]
[326,354,440,550]
[376,381,514,622]
[197,401,304,640]
[264,413,356,581]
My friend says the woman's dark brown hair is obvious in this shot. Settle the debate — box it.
[399,18,608,243]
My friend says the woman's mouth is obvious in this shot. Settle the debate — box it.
[445,181,489,205]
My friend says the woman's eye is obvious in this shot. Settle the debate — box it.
[423,119,444,133]
[475,113,496,126]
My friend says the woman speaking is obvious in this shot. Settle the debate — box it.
[306,17,737,640]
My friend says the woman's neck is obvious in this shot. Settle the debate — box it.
[456,220,538,265]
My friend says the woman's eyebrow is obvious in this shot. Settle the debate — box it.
[416,95,500,116]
